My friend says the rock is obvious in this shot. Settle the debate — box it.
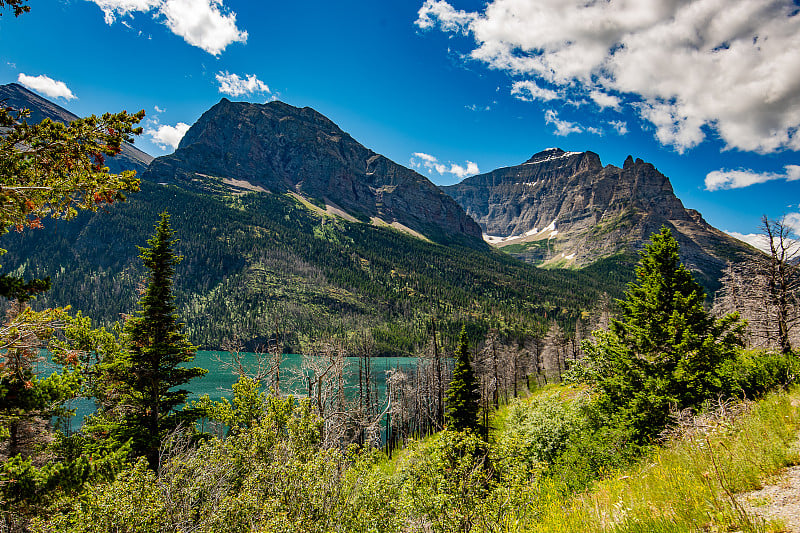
[442,148,755,288]
[144,99,483,244]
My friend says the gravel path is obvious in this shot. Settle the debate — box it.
[737,464,800,532]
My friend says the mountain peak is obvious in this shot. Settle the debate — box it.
[443,148,753,287]
[144,100,483,243]
[524,148,582,164]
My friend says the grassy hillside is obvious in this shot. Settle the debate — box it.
[0,182,628,353]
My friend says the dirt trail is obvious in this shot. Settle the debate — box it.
[737,453,800,532]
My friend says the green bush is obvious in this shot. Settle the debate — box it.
[505,392,589,464]
[395,430,492,531]
[719,349,799,398]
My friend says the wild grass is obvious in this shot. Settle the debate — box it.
[518,387,800,533]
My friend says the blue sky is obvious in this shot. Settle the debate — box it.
[1,0,799,246]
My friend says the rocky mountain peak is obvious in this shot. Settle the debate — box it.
[442,150,753,288]
[144,99,483,244]
[623,155,634,169]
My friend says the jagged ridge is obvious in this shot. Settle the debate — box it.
[442,148,755,289]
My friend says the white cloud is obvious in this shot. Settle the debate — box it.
[544,109,582,136]
[589,90,621,110]
[725,231,773,252]
[511,80,559,102]
[90,0,160,24]
[726,218,800,252]
[416,0,800,154]
[17,73,76,100]
[705,164,800,191]
[88,0,246,55]
[215,71,270,97]
[145,121,191,150]
[416,0,475,33]
[160,0,247,56]
[609,120,628,135]
[449,161,480,179]
[410,152,479,179]
[412,152,438,163]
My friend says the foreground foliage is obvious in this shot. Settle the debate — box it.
[579,227,744,443]
[30,376,800,533]
[528,387,800,533]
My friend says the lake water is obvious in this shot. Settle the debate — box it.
[60,351,419,428]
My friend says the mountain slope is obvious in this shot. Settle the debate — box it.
[0,95,627,353]
[2,181,626,352]
[143,99,482,244]
[0,82,153,174]
[442,148,754,289]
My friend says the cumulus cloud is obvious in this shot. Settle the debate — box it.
[726,217,800,252]
[725,231,773,252]
[90,0,160,24]
[160,0,247,55]
[145,121,191,150]
[416,0,800,153]
[589,90,621,110]
[88,0,247,55]
[410,152,479,179]
[544,109,582,136]
[215,71,270,97]
[511,80,559,102]
[783,213,800,235]
[705,164,800,191]
[17,73,76,100]
[609,120,628,135]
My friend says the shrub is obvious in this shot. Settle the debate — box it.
[719,349,799,398]
[505,391,589,465]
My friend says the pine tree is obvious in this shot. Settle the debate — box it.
[445,327,480,432]
[583,227,743,442]
[92,212,206,469]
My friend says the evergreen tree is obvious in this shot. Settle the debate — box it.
[445,327,480,432]
[582,227,743,442]
[90,212,206,469]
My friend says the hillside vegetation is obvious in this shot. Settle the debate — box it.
[0,182,628,353]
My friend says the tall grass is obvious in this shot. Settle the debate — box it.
[519,387,800,533]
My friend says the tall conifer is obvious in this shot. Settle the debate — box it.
[445,327,480,432]
[583,227,743,441]
[94,212,206,468]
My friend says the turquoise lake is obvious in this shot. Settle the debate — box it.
[60,351,419,428]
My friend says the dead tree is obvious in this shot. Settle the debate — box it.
[762,215,800,354]
[713,216,800,353]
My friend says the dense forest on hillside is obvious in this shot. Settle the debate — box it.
[0,181,630,353]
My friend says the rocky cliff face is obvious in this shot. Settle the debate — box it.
[443,148,754,286]
[143,99,482,244]
[0,82,153,175]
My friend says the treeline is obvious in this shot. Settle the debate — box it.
[0,181,629,354]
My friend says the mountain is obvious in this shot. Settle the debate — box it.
[0,82,153,174]
[143,99,482,244]
[0,96,627,353]
[442,148,754,289]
